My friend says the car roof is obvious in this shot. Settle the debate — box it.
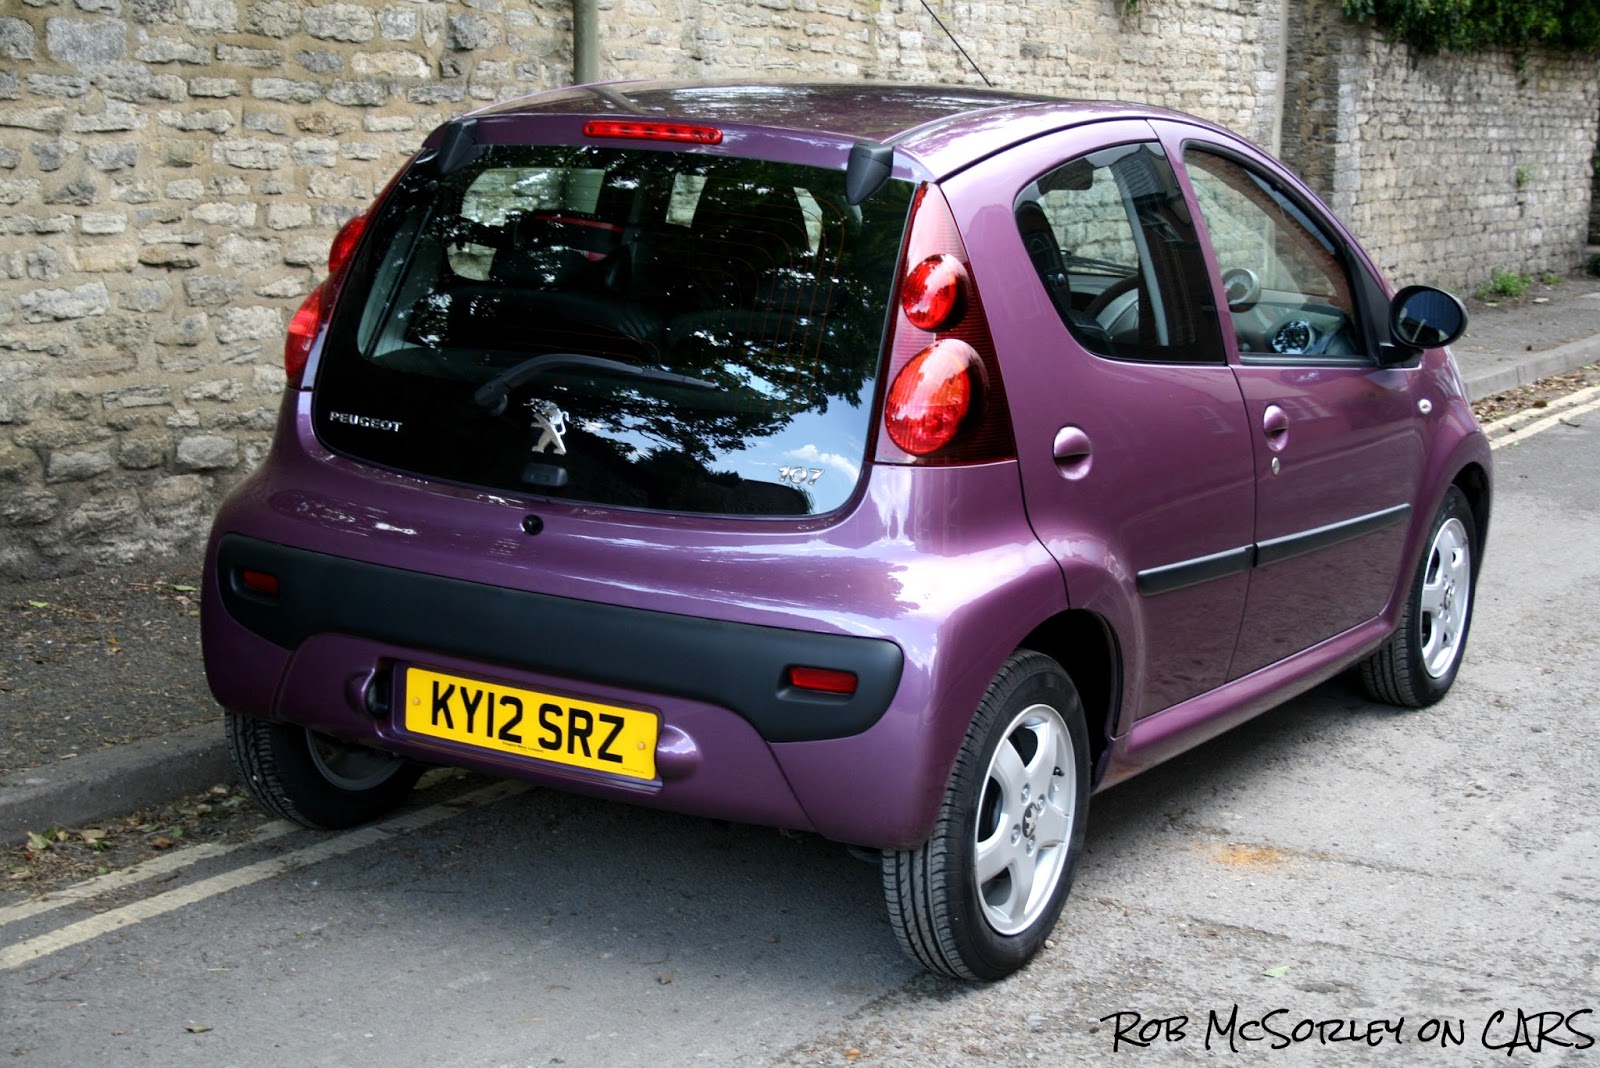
[465,81,1220,179]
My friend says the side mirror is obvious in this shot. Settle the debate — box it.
[1389,285,1467,351]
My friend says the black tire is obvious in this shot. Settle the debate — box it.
[226,711,423,830]
[1359,485,1478,708]
[882,651,1091,981]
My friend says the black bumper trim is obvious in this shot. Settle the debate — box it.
[216,534,903,744]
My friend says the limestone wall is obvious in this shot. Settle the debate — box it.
[0,0,1594,578]
[1282,0,1599,291]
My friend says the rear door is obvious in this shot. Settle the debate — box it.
[948,123,1256,723]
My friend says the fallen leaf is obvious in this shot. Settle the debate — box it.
[80,828,108,843]
[26,832,49,852]
[150,836,176,850]
[1262,964,1291,978]
[184,1024,212,1034]
[171,584,198,592]
[656,973,673,985]
[846,1048,862,1061]
[27,601,49,609]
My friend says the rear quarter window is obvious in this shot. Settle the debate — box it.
[1013,143,1224,364]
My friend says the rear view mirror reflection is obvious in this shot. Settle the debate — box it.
[1390,285,1468,349]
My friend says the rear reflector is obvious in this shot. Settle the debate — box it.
[786,665,858,696]
[240,569,280,596]
[583,120,723,145]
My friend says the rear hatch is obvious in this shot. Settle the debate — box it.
[311,130,915,518]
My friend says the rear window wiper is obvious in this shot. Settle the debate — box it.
[473,353,719,414]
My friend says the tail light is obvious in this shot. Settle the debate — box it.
[885,338,981,455]
[326,211,369,276]
[284,282,328,389]
[876,185,1013,464]
[283,210,368,390]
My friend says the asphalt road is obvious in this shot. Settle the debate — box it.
[2,390,1597,1066]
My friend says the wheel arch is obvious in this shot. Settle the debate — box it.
[1452,460,1491,573]
[1018,609,1121,785]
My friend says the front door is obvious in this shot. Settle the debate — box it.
[1173,138,1424,678]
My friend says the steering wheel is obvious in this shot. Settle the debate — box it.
[1084,275,1141,333]
[1221,267,1261,311]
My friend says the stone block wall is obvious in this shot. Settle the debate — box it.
[0,0,1594,578]
[1282,0,1600,291]
[0,0,587,578]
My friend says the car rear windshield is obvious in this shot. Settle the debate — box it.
[312,143,914,517]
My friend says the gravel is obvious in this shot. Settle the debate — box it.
[0,551,216,775]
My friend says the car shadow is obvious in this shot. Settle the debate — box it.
[320,672,1385,1003]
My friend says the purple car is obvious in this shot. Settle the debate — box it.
[202,82,1488,980]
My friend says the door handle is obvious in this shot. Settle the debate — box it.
[1052,426,1092,480]
[1262,404,1289,452]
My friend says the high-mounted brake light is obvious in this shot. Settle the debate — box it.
[875,185,1014,465]
[583,120,723,145]
[901,254,968,331]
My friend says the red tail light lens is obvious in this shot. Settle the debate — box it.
[284,281,327,389]
[584,120,723,145]
[885,339,979,455]
[328,212,369,275]
[786,666,859,695]
[901,254,967,331]
[278,155,412,393]
[875,185,1014,465]
[283,212,368,390]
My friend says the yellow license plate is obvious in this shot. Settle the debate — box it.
[402,666,658,781]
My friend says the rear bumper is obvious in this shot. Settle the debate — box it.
[203,533,915,842]
[213,534,903,745]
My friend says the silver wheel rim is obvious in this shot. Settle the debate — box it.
[1419,516,1472,679]
[972,702,1076,936]
[306,730,407,792]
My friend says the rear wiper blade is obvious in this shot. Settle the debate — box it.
[473,353,718,414]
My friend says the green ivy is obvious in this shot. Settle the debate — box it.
[1342,0,1600,53]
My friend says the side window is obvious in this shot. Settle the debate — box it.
[1183,148,1364,359]
[1015,142,1224,364]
